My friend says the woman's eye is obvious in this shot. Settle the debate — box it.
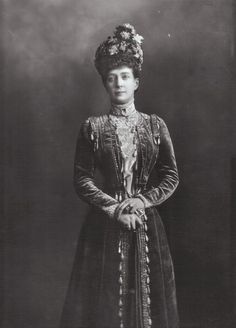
[122,75,129,80]
[107,77,114,83]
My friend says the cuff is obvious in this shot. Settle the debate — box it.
[136,194,153,209]
[114,199,131,222]
[101,203,119,219]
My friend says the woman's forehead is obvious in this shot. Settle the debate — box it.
[108,66,133,75]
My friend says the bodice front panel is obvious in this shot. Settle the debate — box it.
[91,113,160,196]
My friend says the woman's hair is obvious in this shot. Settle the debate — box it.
[94,24,143,83]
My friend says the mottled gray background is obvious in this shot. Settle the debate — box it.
[1,0,236,327]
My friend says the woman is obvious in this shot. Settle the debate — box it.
[60,24,179,328]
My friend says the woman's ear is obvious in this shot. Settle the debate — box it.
[135,78,139,91]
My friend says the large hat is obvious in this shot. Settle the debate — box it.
[94,23,144,77]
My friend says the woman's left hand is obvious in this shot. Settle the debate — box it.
[124,198,144,214]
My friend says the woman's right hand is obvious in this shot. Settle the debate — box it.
[117,213,143,231]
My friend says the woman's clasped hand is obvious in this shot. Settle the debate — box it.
[123,197,144,213]
[117,197,144,231]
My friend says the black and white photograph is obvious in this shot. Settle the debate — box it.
[1,1,236,327]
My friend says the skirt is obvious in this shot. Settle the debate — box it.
[60,206,179,328]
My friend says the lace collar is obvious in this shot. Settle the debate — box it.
[110,99,136,117]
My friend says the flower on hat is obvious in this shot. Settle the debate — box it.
[123,23,136,34]
[133,33,144,44]
[109,45,118,55]
[120,31,130,40]
[119,41,126,51]
[107,36,116,44]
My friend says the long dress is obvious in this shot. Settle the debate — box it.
[60,104,179,328]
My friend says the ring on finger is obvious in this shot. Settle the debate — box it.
[126,205,132,212]
[126,205,131,212]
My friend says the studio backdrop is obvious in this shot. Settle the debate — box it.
[1,0,236,327]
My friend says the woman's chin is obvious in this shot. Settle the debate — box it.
[112,97,131,105]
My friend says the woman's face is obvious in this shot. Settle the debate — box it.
[105,66,139,104]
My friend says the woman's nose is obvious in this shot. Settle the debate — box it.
[116,76,123,87]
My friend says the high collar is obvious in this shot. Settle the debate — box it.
[110,99,136,117]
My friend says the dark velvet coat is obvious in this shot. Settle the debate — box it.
[60,112,179,328]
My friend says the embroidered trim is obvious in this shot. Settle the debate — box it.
[137,213,152,328]
[150,114,161,145]
[118,231,130,328]
[117,212,152,328]
[87,117,99,151]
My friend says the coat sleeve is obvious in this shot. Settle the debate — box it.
[73,119,119,218]
[138,117,179,208]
